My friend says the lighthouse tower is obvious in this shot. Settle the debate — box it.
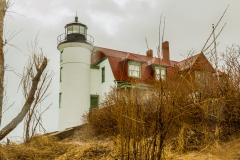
[57,16,94,131]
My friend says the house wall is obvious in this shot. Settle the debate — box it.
[90,68,100,95]
[90,58,115,103]
[193,54,215,72]
[58,45,92,131]
[186,69,195,83]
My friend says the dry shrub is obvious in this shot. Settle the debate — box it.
[87,45,240,159]
[219,45,240,138]
[88,105,118,135]
[87,81,186,159]
[0,136,73,160]
[87,77,218,158]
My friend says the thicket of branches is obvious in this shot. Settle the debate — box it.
[87,45,240,159]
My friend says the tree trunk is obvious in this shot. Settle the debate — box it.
[0,0,6,126]
[0,57,48,140]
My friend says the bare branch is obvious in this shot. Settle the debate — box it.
[0,56,48,140]
[145,36,149,50]
[201,5,229,52]
[157,13,163,58]
[203,23,226,53]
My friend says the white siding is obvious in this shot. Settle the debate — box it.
[90,58,115,103]
[90,68,100,95]
[58,44,93,131]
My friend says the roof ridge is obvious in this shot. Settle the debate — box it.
[95,46,134,54]
[177,53,200,63]
[95,46,171,66]
[128,53,146,62]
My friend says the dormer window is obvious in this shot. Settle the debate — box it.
[128,61,141,78]
[155,66,166,81]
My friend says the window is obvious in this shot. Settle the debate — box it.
[155,66,166,81]
[59,93,62,108]
[67,25,85,34]
[128,61,141,78]
[72,25,80,33]
[102,67,105,83]
[195,70,211,84]
[60,50,63,62]
[90,95,99,110]
[60,67,62,82]
[80,26,85,34]
[67,25,73,34]
[195,70,201,83]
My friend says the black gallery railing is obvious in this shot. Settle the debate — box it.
[57,33,94,46]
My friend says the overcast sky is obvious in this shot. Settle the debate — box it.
[1,0,240,141]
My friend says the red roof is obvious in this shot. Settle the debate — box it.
[92,47,171,83]
[170,60,178,66]
[176,54,200,71]
[92,47,171,66]
[169,53,215,72]
[91,47,217,83]
[122,52,146,63]
[150,57,171,66]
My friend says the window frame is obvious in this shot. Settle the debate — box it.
[155,66,166,81]
[60,67,63,82]
[102,67,105,83]
[59,92,62,108]
[60,50,63,62]
[90,94,99,110]
[128,61,141,78]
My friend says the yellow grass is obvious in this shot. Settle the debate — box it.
[0,125,240,159]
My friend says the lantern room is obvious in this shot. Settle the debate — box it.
[57,16,94,46]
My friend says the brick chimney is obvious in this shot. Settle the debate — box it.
[146,49,153,57]
[162,41,170,63]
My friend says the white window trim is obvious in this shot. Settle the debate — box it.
[155,66,166,81]
[128,61,141,78]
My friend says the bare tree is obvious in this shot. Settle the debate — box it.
[23,41,53,143]
[0,0,7,126]
[0,0,51,141]
[0,54,48,140]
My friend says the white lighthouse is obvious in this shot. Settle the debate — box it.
[57,16,94,131]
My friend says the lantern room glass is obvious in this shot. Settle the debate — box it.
[67,26,73,34]
[66,25,86,35]
[73,25,79,33]
[80,26,85,34]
